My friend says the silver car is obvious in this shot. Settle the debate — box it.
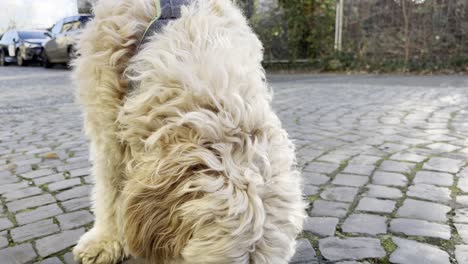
[0,30,47,66]
[42,15,93,68]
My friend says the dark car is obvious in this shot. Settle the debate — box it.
[0,30,47,66]
[42,15,93,68]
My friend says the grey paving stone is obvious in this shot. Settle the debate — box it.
[390,218,451,239]
[0,236,8,249]
[342,165,374,176]
[380,143,408,152]
[332,174,368,187]
[342,214,387,235]
[303,217,339,237]
[21,169,55,179]
[390,237,450,264]
[304,162,340,175]
[455,245,468,264]
[320,186,359,202]
[454,209,468,223]
[36,228,85,257]
[61,196,91,212]
[396,199,450,222]
[57,211,94,230]
[457,195,468,206]
[319,237,385,261]
[303,185,319,196]
[63,252,78,264]
[56,185,92,201]
[456,224,468,243]
[348,155,381,165]
[69,168,90,177]
[0,243,37,263]
[364,184,402,199]
[34,173,66,186]
[390,152,426,163]
[10,219,59,243]
[48,178,81,192]
[458,177,468,193]
[379,160,414,174]
[356,197,395,213]
[83,176,93,184]
[6,194,56,212]
[318,153,349,163]
[290,239,318,264]
[311,200,350,218]
[413,171,453,187]
[423,157,464,173]
[372,171,407,187]
[0,218,13,231]
[16,204,63,225]
[427,143,460,153]
[35,257,63,264]
[3,187,42,201]
[302,172,329,186]
[407,184,451,203]
[0,181,29,194]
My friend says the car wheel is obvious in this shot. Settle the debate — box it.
[42,51,52,68]
[0,51,7,67]
[16,50,27,67]
[67,47,77,69]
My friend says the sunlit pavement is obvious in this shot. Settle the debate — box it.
[1,66,468,263]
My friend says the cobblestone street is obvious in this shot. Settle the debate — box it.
[1,66,468,263]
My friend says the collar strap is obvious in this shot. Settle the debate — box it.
[137,0,192,48]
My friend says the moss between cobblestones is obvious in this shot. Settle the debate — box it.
[307,194,319,203]
[449,185,461,197]
[31,164,39,170]
[381,236,397,255]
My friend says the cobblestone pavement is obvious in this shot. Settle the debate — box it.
[1,66,468,263]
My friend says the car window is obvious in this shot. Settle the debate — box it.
[18,31,47,39]
[79,16,92,27]
[1,31,10,43]
[11,31,18,42]
[70,21,79,30]
[51,20,63,35]
[61,22,74,33]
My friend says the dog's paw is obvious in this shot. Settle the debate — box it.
[73,228,126,264]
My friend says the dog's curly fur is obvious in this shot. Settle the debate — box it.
[73,0,305,263]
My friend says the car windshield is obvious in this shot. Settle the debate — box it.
[79,16,92,26]
[18,31,46,39]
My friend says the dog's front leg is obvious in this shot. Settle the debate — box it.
[73,142,128,264]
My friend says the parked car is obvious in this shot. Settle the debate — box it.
[0,30,48,66]
[42,15,93,68]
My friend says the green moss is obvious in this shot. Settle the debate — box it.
[307,194,319,203]
[381,237,397,254]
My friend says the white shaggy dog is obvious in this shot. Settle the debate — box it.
[73,0,305,263]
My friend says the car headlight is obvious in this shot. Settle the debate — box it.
[24,42,40,48]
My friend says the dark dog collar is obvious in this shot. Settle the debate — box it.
[129,0,193,93]
[137,0,193,49]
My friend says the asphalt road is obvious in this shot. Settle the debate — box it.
[1,66,468,263]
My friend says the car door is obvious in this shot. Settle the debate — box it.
[55,18,74,62]
[44,20,63,62]
[7,31,18,57]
